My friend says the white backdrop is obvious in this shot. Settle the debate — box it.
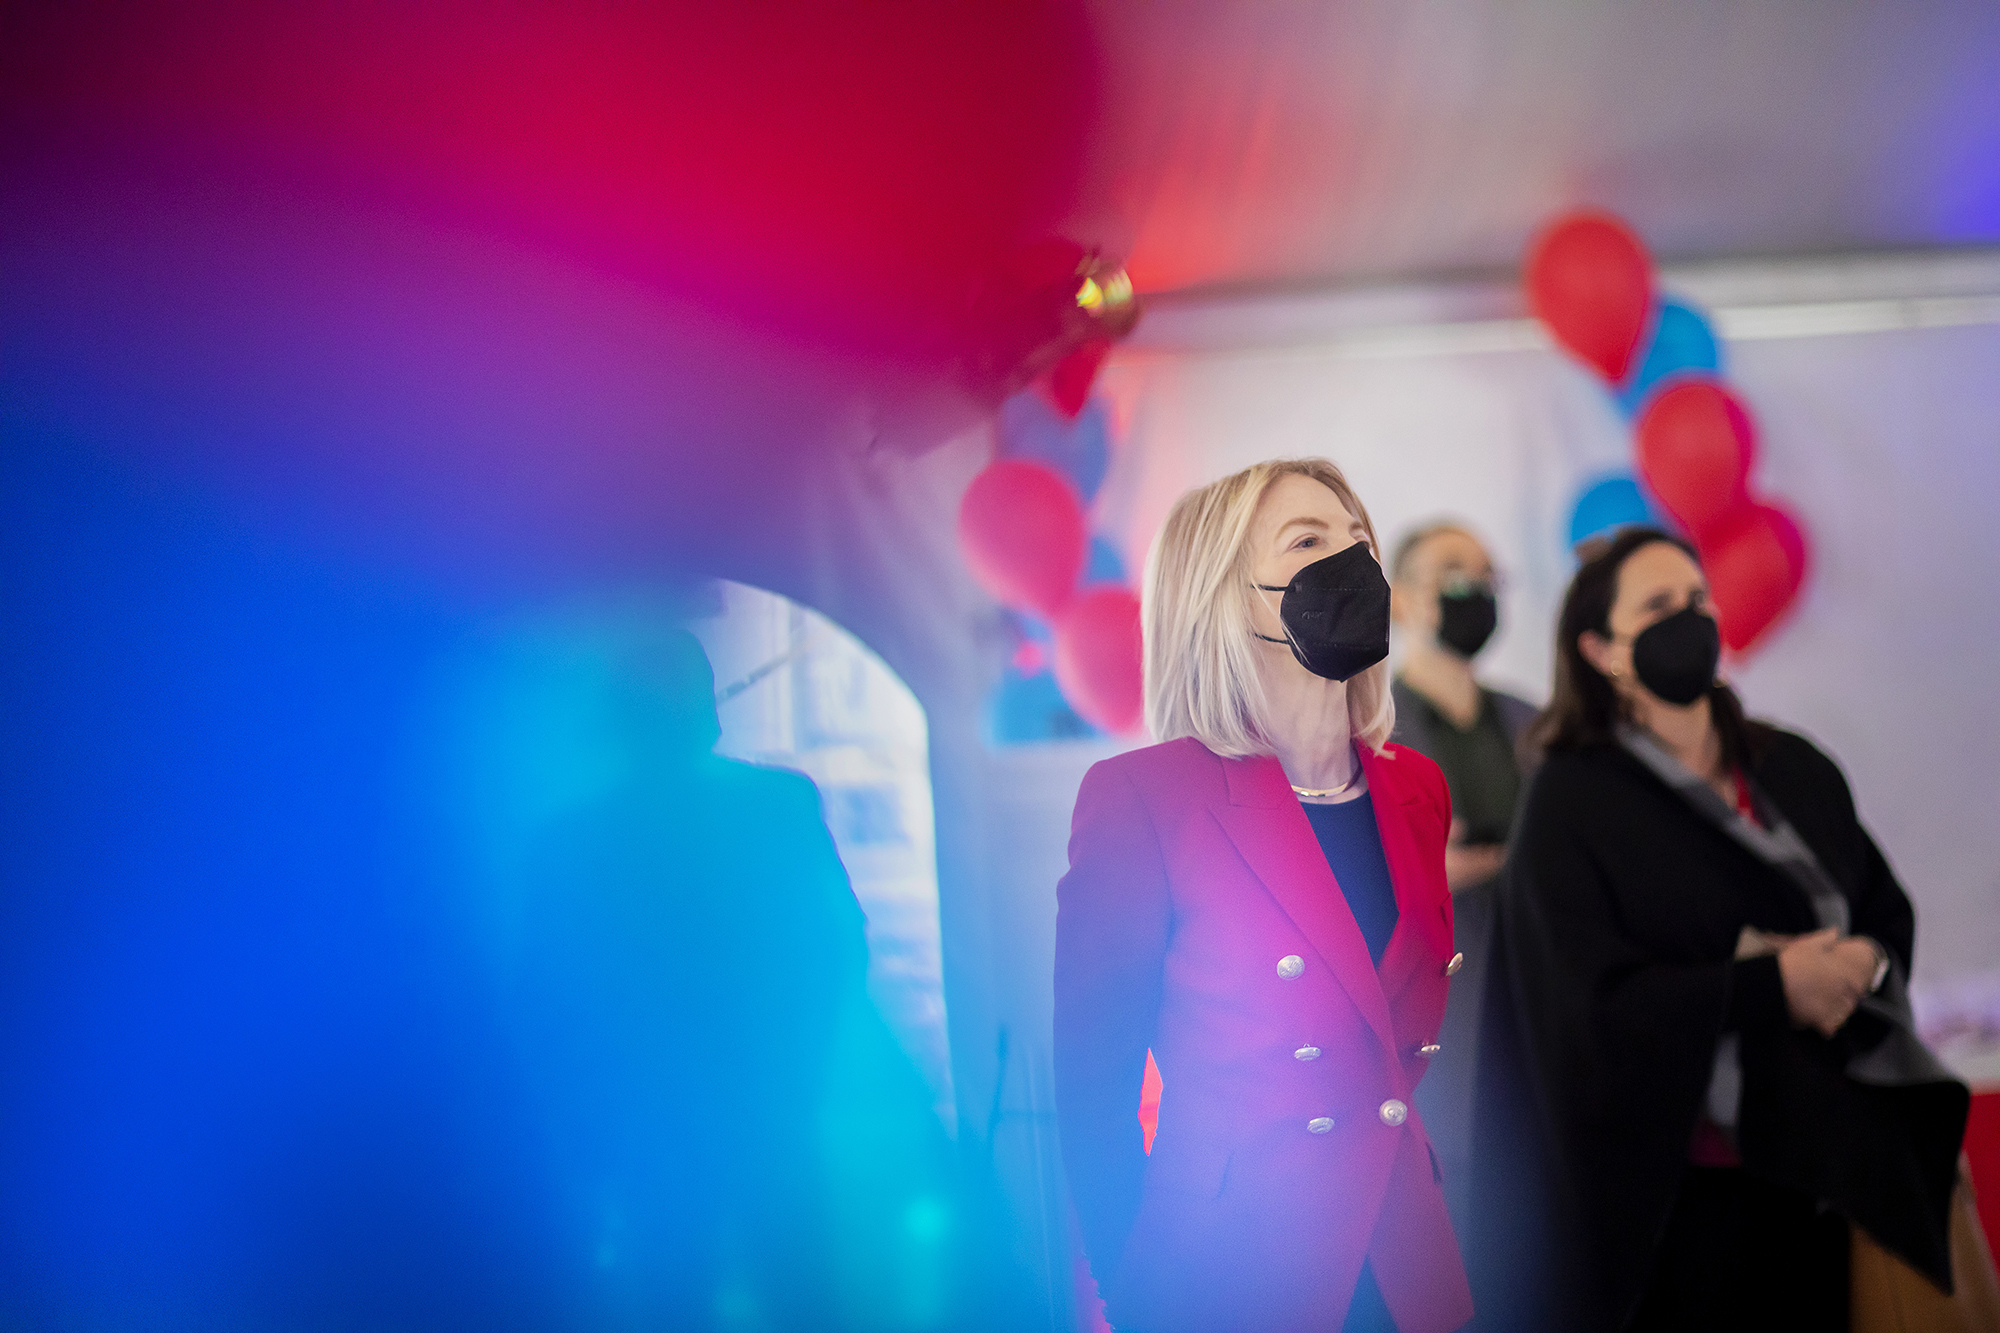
[1090,259,2000,994]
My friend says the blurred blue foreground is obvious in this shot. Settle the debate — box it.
[0,432,1033,1331]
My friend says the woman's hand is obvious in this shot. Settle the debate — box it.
[1776,928,1879,1037]
[1445,843,1507,891]
[1734,926,1793,959]
[1832,935,1887,994]
[1443,816,1506,892]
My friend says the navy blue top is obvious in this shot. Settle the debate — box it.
[1300,791,1399,966]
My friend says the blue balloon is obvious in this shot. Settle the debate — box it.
[1083,535,1127,585]
[1009,608,1053,645]
[998,392,1112,505]
[983,668,1100,746]
[1616,298,1721,418]
[1568,473,1667,548]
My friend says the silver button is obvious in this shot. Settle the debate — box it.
[1294,1045,1322,1061]
[1444,952,1464,977]
[1276,954,1305,980]
[1417,1043,1442,1058]
[1378,1098,1408,1127]
[1307,1117,1335,1134]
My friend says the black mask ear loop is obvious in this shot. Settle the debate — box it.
[1252,581,1292,646]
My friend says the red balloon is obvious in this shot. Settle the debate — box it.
[1701,502,1808,653]
[1005,237,1089,291]
[1053,585,1144,735]
[1525,212,1654,382]
[957,459,1088,619]
[1046,340,1110,419]
[1636,379,1757,539]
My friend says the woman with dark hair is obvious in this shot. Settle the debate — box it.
[1481,527,1968,1331]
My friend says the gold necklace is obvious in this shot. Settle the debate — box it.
[1291,771,1361,800]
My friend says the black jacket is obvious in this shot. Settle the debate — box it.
[1476,728,1967,1331]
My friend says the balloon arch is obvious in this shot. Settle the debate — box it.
[1530,210,1811,655]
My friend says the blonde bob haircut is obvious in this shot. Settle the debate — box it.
[1143,457,1395,758]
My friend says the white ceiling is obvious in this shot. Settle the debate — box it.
[1073,1,2000,295]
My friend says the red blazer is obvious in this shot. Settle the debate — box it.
[1055,736,1473,1333]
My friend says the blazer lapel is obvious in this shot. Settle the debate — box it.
[1364,744,1452,995]
[1211,754,1397,1055]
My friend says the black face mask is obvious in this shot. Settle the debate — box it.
[1436,587,1498,659]
[1254,543,1391,682]
[1629,605,1721,706]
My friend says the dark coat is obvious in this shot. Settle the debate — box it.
[1476,728,1967,1331]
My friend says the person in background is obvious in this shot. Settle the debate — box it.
[497,629,870,1328]
[1387,522,1535,1237]
[1056,458,1472,1333]
[495,629,1033,1331]
[1485,527,1967,1330]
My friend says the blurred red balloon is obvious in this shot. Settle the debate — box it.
[957,459,1088,620]
[1702,502,1808,653]
[1053,585,1145,734]
[1526,212,1654,382]
[3,1,1098,359]
[965,246,1138,416]
[1004,238,1090,290]
[1047,341,1111,419]
[1636,379,1757,539]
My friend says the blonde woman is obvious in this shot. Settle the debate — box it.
[1055,460,1473,1333]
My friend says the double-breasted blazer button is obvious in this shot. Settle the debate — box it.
[1378,1099,1408,1127]
[1307,1117,1336,1134]
[1417,1042,1442,1058]
[1276,954,1305,980]
[1294,1045,1322,1061]
[1444,951,1465,977]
